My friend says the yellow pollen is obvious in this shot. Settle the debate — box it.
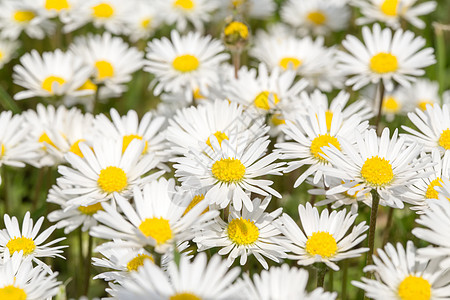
[42,76,65,93]
[370,52,398,74]
[13,11,35,22]
[193,88,205,100]
[173,0,194,10]
[78,202,103,215]
[97,166,127,193]
[6,237,36,256]
[45,0,70,11]
[227,218,259,245]
[305,231,337,258]
[271,114,286,126]
[224,21,249,39]
[418,100,433,111]
[310,134,341,162]
[141,18,151,28]
[439,129,450,150]
[138,217,173,245]
[170,293,201,300]
[307,11,327,25]
[172,55,199,73]
[0,285,27,300]
[122,134,148,154]
[380,0,399,16]
[425,178,443,199]
[383,96,400,113]
[279,57,302,70]
[212,158,246,183]
[77,79,97,91]
[232,0,244,8]
[38,132,57,149]
[361,156,394,186]
[69,139,86,157]
[92,3,114,18]
[183,194,209,216]
[206,131,229,148]
[254,91,280,110]
[95,60,114,80]
[397,275,431,300]
[1,144,5,156]
[126,254,154,272]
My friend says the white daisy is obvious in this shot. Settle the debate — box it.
[194,197,287,269]
[122,0,161,43]
[13,49,93,100]
[0,39,19,69]
[276,203,369,271]
[37,0,78,18]
[352,241,450,300]
[352,0,437,29]
[338,23,436,91]
[144,30,229,95]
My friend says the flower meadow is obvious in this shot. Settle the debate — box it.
[0,0,449,299]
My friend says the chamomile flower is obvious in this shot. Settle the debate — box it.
[276,203,369,271]
[0,252,60,300]
[90,178,218,253]
[144,30,229,95]
[338,23,436,91]
[194,197,287,269]
[173,132,284,212]
[281,0,350,36]
[0,212,66,267]
[398,78,441,111]
[275,108,368,187]
[0,39,19,69]
[402,104,450,155]
[352,0,437,29]
[122,0,161,43]
[322,128,426,208]
[241,264,337,300]
[113,253,242,300]
[13,49,93,100]
[352,241,450,300]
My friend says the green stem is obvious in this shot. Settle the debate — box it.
[32,167,47,210]
[2,167,9,215]
[232,50,241,79]
[365,190,380,278]
[316,265,328,288]
[434,23,447,98]
[82,235,93,296]
[328,268,334,291]
[92,84,102,115]
[341,260,348,299]
[77,228,83,296]
[382,207,395,246]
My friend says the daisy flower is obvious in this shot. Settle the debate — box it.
[173,131,284,212]
[90,178,218,253]
[397,78,441,112]
[144,30,229,95]
[122,0,161,43]
[380,88,407,121]
[194,197,287,269]
[240,264,337,300]
[337,23,436,91]
[281,0,350,36]
[321,128,426,208]
[276,203,369,271]
[0,252,60,300]
[0,212,66,268]
[217,0,276,20]
[352,241,450,299]
[37,0,78,18]
[13,49,93,100]
[402,104,450,155]
[352,0,437,29]
[0,39,19,68]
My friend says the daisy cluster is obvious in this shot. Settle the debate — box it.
[0,0,448,299]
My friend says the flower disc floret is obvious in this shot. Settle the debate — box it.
[305,231,337,258]
[6,237,36,256]
[370,52,398,74]
[212,158,246,183]
[0,286,27,300]
[227,218,259,246]
[254,91,280,110]
[172,55,199,73]
[397,275,431,300]
[78,202,104,215]
[138,217,173,245]
[307,11,327,25]
[361,156,394,186]
[42,76,65,93]
[92,3,114,18]
[439,129,450,150]
[97,166,128,193]
[310,134,341,162]
[279,57,302,70]
[126,254,154,272]
[170,293,201,300]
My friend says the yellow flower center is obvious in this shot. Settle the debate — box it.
[92,3,114,18]
[0,286,27,300]
[425,178,443,199]
[172,55,199,73]
[170,293,201,300]
[279,57,302,70]
[173,0,194,10]
[69,139,86,157]
[78,202,103,215]
[138,217,173,245]
[383,96,400,113]
[141,18,151,29]
[212,158,246,183]
[1,144,5,156]
[122,134,148,154]
[183,194,209,216]
[0,51,3,60]
[97,166,127,193]
[254,91,280,110]
[45,0,70,11]
[307,11,327,25]
[361,156,394,186]
[42,76,65,93]
[95,60,114,80]
[193,88,205,100]
[344,182,363,199]
[271,114,286,126]
[397,275,431,300]
[126,254,154,272]
[370,52,398,74]
[206,131,229,148]
[77,79,97,91]
[227,218,259,245]
[439,129,450,150]
[310,134,341,162]
[305,231,337,258]
[13,10,35,22]
[38,132,57,149]
[6,237,36,256]
[418,100,433,111]
[380,0,399,16]
[224,21,249,39]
